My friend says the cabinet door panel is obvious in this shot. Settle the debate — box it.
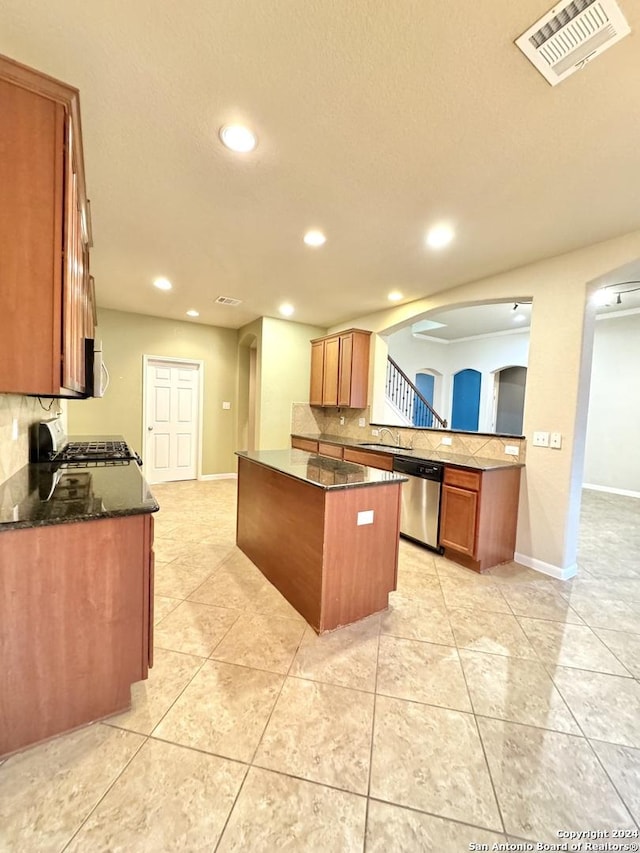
[440,485,478,555]
[309,340,325,406]
[322,336,340,406]
[338,333,353,407]
[0,81,64,395]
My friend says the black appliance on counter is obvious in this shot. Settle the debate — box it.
[32,419,142,468]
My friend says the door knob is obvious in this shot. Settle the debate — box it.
[147,426,154,431]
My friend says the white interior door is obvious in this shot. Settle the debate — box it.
[144,358,201,483]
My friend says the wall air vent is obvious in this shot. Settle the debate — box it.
[215,296,242,306]
[515,0,631,86]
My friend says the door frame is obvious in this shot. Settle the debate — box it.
[142,354,204,483]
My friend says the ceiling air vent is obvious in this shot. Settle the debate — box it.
[215,296,242,306]
[515,0,631,86]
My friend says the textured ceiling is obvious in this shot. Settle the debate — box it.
[2,1,640,330]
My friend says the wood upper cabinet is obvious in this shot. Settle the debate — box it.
[309,341,325,406]
[0,54,94,397]
[440,465,522,572]
[309,329,371,408]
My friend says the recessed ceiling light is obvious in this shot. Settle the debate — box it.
[303,230,326,247]
[425,224,454,250]
[186,309,199,317]
[388,291,403,302]
[153,277,172,291]
[219,124,257,153]
[279,302,295,317]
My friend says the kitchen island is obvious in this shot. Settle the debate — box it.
[236,449,406,633]
[0,462,158,757]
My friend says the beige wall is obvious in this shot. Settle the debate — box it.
[332,229,640,577]
[237,319,263,452]
[67,308,239,475]
[258,318,326,449]
[239,317,326,451]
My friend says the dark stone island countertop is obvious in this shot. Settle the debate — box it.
[236,449,407,490]
[292,433,525,471]
[0,462,159,531]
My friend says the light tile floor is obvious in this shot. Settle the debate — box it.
[1,483,639,852]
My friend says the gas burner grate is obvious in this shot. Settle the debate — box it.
[59,459,133,469]
[64,440,130,458]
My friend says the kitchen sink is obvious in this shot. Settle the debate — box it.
[357,443,413,453]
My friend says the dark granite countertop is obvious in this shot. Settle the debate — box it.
[236,449,408,490]
[291,433,524,471]
[0,462,159,531]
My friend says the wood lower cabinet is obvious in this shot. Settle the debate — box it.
[440,466,521,572]
[0,514,154,758]
[0,54,94,397]
[317,442,343,459]
[343,446,394,471]
[309,329,371,408]
[292,436,319,453]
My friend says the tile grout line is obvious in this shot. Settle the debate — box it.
[59,732,149,852]
[362,614,384,853]
[456,650,507,837]
[582,737,640,832]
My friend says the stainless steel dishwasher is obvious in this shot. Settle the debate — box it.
[392,456,444,552]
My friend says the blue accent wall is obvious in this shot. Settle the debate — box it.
[451,369,481,431]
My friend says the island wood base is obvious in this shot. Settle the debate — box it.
[236,456,402,633]
[0,514,154,758]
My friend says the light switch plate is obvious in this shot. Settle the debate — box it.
[357,510,374,526]
[532,431,550,447]
[441,436,452,446]
[358,417,366,427]
[371,429,379,436]
[339,416,345,425]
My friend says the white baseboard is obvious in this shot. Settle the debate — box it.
[583,483,640,499]
[198,473,238,481]
[514,552,577,581]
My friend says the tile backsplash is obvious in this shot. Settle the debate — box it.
[0,394,61,482]
[291,403,527,462]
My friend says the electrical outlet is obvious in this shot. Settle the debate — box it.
[357,510,374,525]
[222,401,231,410]
[11,418,19,441]
[550,432,562,449]
[532,431,550,447]
[371,429,379,436]
[440,436,452,446]
[358,417,366,427]
[339,416,345,425]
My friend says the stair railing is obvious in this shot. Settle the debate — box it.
[386,356,448,428]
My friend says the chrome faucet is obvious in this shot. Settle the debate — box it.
[379,427,401,447]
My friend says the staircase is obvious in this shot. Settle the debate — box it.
[386,356,448,429]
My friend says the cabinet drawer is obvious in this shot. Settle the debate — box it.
[291,437,318,453]
[343,448,394,471]
[318,442,343,459]
[444,467,481,491]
